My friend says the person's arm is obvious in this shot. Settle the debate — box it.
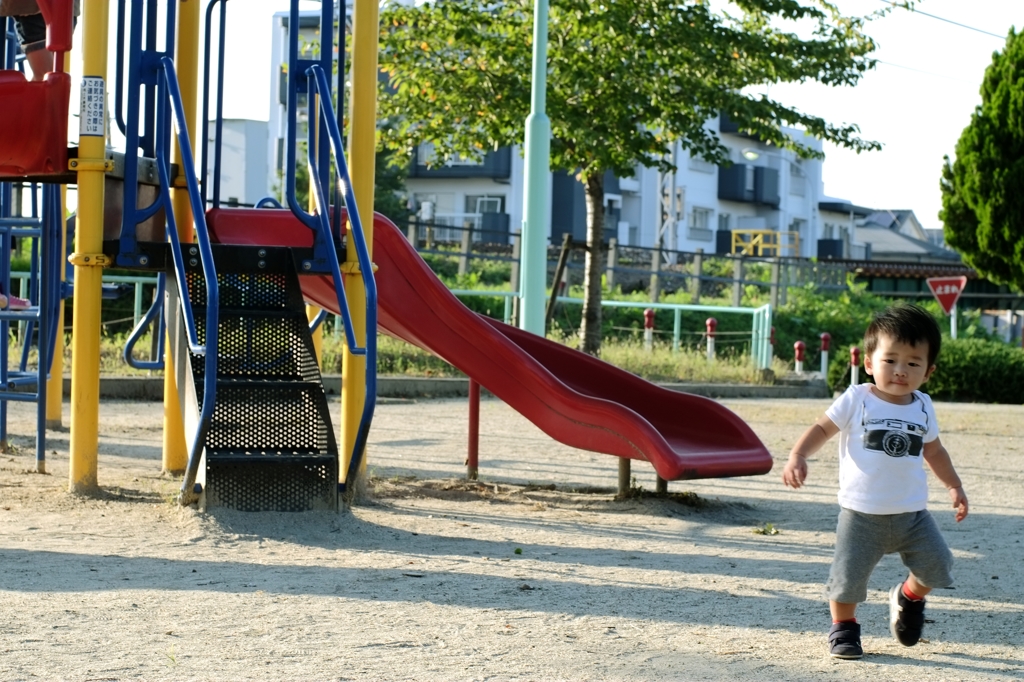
[782,414,839,489]
[923,437,968,522]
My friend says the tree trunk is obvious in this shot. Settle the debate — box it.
[580,173,605,355]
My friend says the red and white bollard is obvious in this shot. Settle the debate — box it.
[794,340,806,373]
[851,346,861,385]
[644,308,655,352]
[706,317,717,362]
[819,332,831,375]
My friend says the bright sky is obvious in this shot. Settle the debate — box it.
[769,0,1020,231]
[93,0,1020,233]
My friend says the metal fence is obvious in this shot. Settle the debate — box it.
[402,219,851,304]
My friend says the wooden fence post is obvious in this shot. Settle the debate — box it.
[510,231,521,293]
[732,255,744,307]
[606,237,617,291]
[691,248,703,303]
[780,262,790,306]
[545,233,573,334]
[458,226,473,276]
[770,257,781,309]
[649,245,662,302]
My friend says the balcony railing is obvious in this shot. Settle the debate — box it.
[731,229,801,257]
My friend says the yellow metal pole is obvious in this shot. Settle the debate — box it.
[45,186,67,430]
[340,0,378,491]
[307,304,323,365]
[68,0,111,493]
[160,0,201,475]
[46,35,75,431]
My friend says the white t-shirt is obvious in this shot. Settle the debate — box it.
[824,383,938,515]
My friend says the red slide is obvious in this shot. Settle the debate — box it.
[206,208,773,480]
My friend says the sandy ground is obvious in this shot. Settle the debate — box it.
[1,395,1022,681]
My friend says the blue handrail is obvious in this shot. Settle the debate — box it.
[308,307,329,334]
[156,56,221,506]
[255,196,283,209]
[123,272,166,371]
[200,0,228,208]
[116,0,176,267]
[305,63,378,491]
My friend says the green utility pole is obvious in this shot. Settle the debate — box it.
[518,0,551,335]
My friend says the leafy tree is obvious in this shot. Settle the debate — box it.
[941,29,1024,292]
[378,0,883,354]
[374,149,412,222]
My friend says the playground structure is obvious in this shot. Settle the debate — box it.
[0,0,772,512]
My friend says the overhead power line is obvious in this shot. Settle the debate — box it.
[875,59,971,83]
[879,0,1006,40]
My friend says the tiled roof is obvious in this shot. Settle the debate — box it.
[854,226,961,261]
[846,260,975,279]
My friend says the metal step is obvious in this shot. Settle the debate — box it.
[205,453,337,512]
[198,382,336,456]
[190,311,322,383]
[172,243,340,512]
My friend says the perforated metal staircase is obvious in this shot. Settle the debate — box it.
[172,243,339,511]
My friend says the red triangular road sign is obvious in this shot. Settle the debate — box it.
[926,276,967,315]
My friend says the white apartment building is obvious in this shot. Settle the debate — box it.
[204,118,269,207]
[405,115,830,258]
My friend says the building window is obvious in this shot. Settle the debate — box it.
[447,152,484,167]
[416,142,436,166]
[789,218,806,257]
[745,165,755,193]
[688,154,715,174]
[629,225,639,246]
[789,160,806,196]
[718,213,730,232]
[417,141,483,167]
[464,195,504,215]
[413,192,455,218]
[688,207,714,242]
[690,207,712,230]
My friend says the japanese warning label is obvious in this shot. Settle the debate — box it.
[80,76,105,137]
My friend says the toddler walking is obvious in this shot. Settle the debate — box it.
[782,304,968,659]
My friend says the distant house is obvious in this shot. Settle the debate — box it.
[816,202,961,265]
[922,227,947,248]
[855,209,960,264]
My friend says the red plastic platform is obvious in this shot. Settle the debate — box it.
[0,70,70,178]
[206,208,774,481]
[0,0,74,179]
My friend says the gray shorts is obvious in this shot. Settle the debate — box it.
[827,507,954,604]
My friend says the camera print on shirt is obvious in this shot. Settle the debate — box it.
[858,394,930,459]
[862,417,926,458]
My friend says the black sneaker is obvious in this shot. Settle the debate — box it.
[889,583,926,646]
[828,621,863,659]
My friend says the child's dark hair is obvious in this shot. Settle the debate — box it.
[864,304,941,367]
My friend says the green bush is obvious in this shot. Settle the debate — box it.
[828,344,872,394]
[774,281,891,364]
[827,337,1024,403]
[926,338,1024,403]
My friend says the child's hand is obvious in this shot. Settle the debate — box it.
[782,455,807,489]
[948,486,968,522]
